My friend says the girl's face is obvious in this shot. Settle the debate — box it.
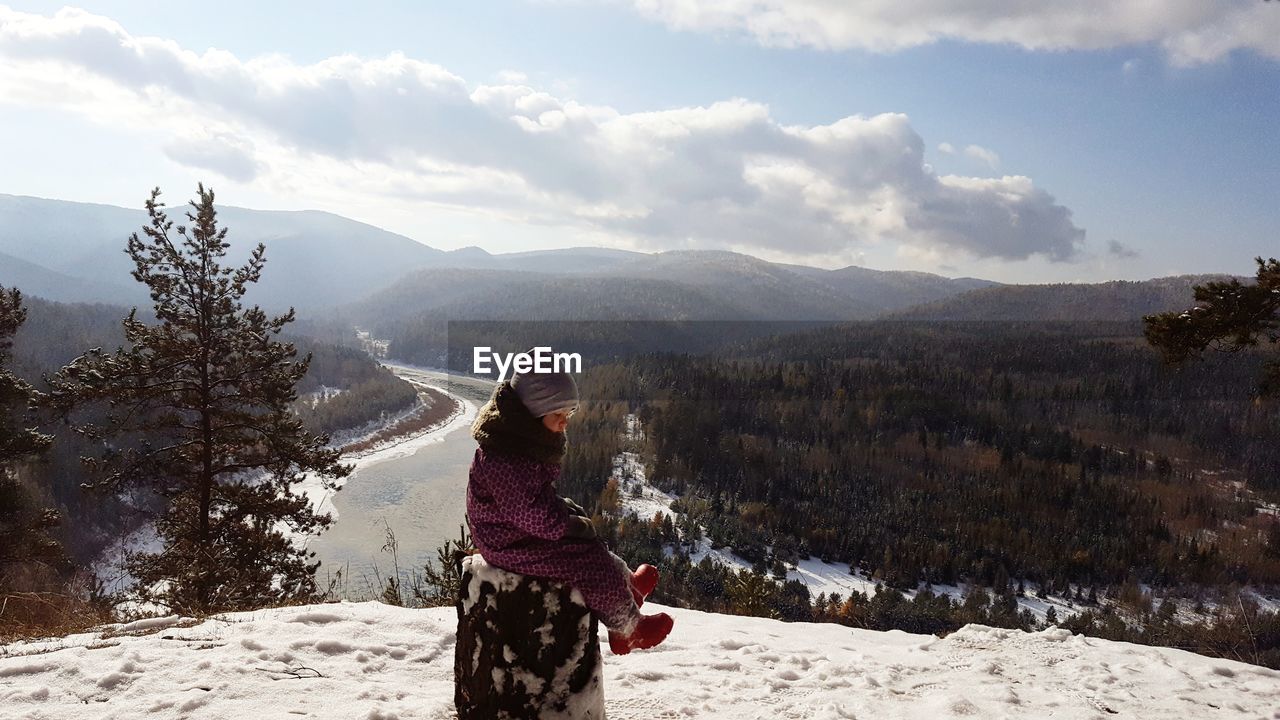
[541,408,574,433]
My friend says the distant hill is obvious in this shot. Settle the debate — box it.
[591,250,1000,319]
[7,193,1252,332]
[0,194,446,312]
[430,245,648,274]
[579,250,874,320]
[340,250,1006,367]
[784,263,999,315]
[430,275,751,322]
[0,249,144,306]
[340,268,746,326]
[337,249,997,330]
[2,193,1006,330]
[891,275,1240,321]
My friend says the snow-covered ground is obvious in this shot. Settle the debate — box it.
[302,385,345,409]
[353,327,389,359]
[2,599,1276,719]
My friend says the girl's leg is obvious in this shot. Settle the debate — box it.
[576,543,643,633]
[501,540,642,633]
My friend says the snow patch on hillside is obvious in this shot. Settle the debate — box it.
[2,600,1276,719]
[612,415,1085,622]
[302,385,345,408]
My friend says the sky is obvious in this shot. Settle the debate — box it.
[0,1,1276,284]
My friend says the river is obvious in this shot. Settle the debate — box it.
[303,363,495,597]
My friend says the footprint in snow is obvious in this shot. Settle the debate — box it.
[0,661,59,678]
[813,702,858,719]
[607,695,682,720]
[289,611,347,625]
[313,640,355,655]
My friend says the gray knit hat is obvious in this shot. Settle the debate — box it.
[510,365,579,418]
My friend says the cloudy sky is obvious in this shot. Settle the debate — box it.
[0,2,1276,283]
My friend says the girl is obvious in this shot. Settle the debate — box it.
[466,365,674,655]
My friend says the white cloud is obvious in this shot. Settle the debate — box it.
[495,69,529,84]
[627,0,1280,65]
[937,142,955,154]
[1107,239,1140,259]
[162,131,262,182]
[0,6,1086,264]
[963,144,1000,170]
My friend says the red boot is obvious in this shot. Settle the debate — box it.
[608,612,674,656]
[630,564,659,608]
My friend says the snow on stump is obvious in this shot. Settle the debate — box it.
[454,553,605,719]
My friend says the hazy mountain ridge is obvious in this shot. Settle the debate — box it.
[336,248,1000,326]
[579,249,878,319]
[0,249,144,306]
[435,245,649,274]
[1,194,995,323]
[411,275,749,321]
[792,263,1001,314]
[1,193,1235,327]
[0,194,446,312]
[892,274,1244,321]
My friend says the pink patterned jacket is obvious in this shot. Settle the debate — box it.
[466,446,572,560]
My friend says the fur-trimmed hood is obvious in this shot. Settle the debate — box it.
[470,380,567,465]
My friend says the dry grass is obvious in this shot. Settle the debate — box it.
[339,385,460,455]
[0,582,112,644]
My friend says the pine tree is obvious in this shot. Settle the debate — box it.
[0,286,60,583]
[46,185,353,614]
[414,524,473,608]
[1144,257,1280,396]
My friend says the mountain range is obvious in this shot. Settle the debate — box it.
[0,193,1231,328]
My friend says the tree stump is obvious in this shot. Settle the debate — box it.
[454,553,605,719]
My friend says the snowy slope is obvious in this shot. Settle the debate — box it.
[611,424,1088,623]
[610,415,1280,623]
[2,601,1277,719]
